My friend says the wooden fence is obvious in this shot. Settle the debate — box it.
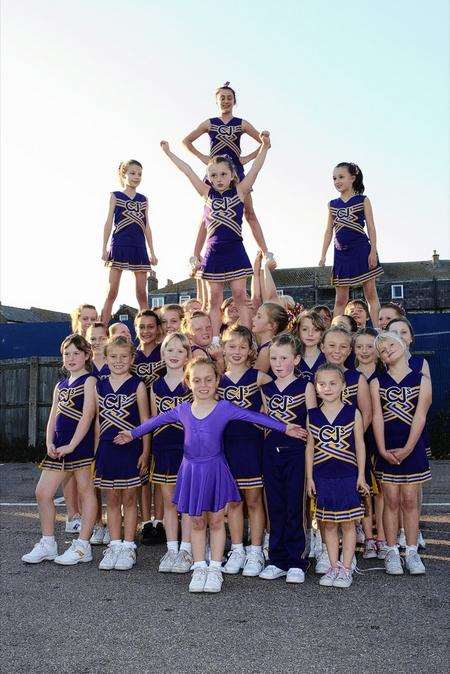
[0,357,62,448]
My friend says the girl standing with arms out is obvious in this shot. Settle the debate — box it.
[161,129,272,337]
[218,326,272,577]
[94,336,150,571]
[306,364,369,588]
[22,335,97,565]
[150,333,194,574]
[318,162,383,326]
[294,310,326,382]
[370,332,431,575]
[115,356,303,593]
[101,160,158,326]
[260,334,316,583]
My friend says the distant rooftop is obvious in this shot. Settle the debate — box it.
[0,304,70,323]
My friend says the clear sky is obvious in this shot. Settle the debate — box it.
[1,0,449,313]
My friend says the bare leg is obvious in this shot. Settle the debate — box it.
[245,488,265,546]
[191,515,207,562]
[101,267,122,326]
[207,281,224,337]
[208,509,226,562]
[122,488,138,542]
[63,474,79,520]
[374,491,386,541]
[36,470,67,536]
[244,193,269,254]
[323,522,339,566]
[333,285,350,318]
[134,271,149,311]
[161,484,179,541]
[74,467,98,540]
[140,484,152,522]
[341,521,357,569]
[181,513,191,543]
[381,483,401,547]
[362,495,374,540]
[106,490,122,541]
[153,484,164,521]
[227,501,244,544]
[95,488,103,524]
[362,278,381,327]
[400,484,420,546]
[230,277,251,329]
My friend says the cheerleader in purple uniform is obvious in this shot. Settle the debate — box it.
[132,310,166,392]
[115,356,303,594]
[86,323,110,380]
[252,302,289,377]
[94,337,150,571]
[306,364,369,588]
[218,326,272,577]
[260,334,317,584]
[161,125,273,337]
[150,333,194,574]
[22,335,97,566]
[101,160,158,326]
[319,162,383,326]
[370,332,432,576]
[294,310,327,382]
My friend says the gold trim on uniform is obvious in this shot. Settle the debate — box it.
[196,266,253,283]
[332,265,384,287]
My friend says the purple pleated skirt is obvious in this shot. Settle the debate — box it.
[332,238,383,287]
[173,454,241,516]
[196,239,253,283]
[106,243,152,273]
[314,474,364,523]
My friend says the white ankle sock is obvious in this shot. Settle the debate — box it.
[250,545,262,554]
[406,544,418,555]
[109,539,122,547]
[193,560,207,569]
[123,540,136,549]
[77,538,89,547]
[209,560,222,570]
[387,544,399,553]
[180,541,192,553]
[42,536,55,544]
[167,540,178,552]
[231,543,244,552]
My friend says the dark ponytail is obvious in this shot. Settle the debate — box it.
[336,162,365,194]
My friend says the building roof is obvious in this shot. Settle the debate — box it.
[151,259,450,294]
[30,307,71,322]
[0,304,70,323]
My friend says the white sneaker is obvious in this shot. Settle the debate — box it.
[172,549,194,574]
[22,539,58,564]
[114,546,136,570]
[315,547,331,574]
[65,515,82,534]
[90,524,106,545]
[417,531,426,550]
[286,567,305,584]
[319,566,339,587]
[397,528,406,548]
[189,567,207,593]
[313,529,323,558]
[54,540,92,565]
[363,539,378,559]
[355,524,365,544]
[384,549,404,575]
[405,551,426,575]
[377,540,389,559]
[204,568,223,593]
[99,544,122,570]
[333,564,353,588]
[222,548,246,574]
[259,564,287,580]
[158,549,178,573]
[242,551,265,577]
[339,552,357,571]
[263,532,270,560]
[103,528,111,545]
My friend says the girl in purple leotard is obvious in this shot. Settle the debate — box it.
[115,356,304,594]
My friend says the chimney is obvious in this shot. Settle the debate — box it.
[166,279,174,287]
[432,250,440,268]
[147,270,158,292]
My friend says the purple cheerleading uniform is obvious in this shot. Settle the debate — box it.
[132,345,166,393]
[208,117,245,181]
[131,399,286,516]
[150,378,192,485]
[342,368,362,407]
[196,186,253,284]
[408,354,431,458]
[329,194,383,287]
[95,375,148,489]
[297,351,326,382]
[217,368,265,489]
[92,362,110,380]
[308,404,364,523]
[41,374,95,471]
[106,191,152,272]
[375,370,430,484]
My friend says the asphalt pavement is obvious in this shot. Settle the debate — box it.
[1,462,449,674]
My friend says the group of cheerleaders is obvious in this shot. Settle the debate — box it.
[22,83,432,594]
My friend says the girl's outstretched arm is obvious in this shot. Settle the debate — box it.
[318,208,333,266]
[182,120,211,165]
[237,132,271,198]
[115,406,181,444]
[364,198,379,270]
[102,193,116,261]
[143,202,158,266]
[160,141,210,198]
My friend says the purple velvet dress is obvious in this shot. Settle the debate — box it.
[130,399,286,516]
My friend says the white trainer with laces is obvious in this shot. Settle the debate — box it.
[115,546,136,570]
[54,540,92,565]
[339,552,357,571]
[259,564,287,580]
[315,547,331,574]
[417,531,426,550]
[363,539,378,559]
[384,549,404,575]
[286,568,305,584]
[204,568,223,593]
[355,524,365,545]
[189,567,207,593]
[158,550,178,573]
[90,525,107,545]
[319,566,339,587]
[405,551,426,575]
[22,539,58,564]
[242,551,265,577]
[333,564,353,588]
[99,544,122,570]
[103,528,110,545]
[263,532,270,560]
[222,548,246,574]
[65,515,82,534]
[172,549,194,573]
[376,540,389,559]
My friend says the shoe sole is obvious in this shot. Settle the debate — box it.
[319,580,335,587]
[54,556,93,565]
[385,569,404,575]
[221,567,243,575]
[114,565,136,570]
[407,567,426,575]
[363,552,378,559]
[332,583,352,588]
[286,578,305,584]
[242,570,263,577]
[203,587,222,593]
[158,567,175,573]
[22,555,57,564]
[171,567,192,574]
[259,574,287,580]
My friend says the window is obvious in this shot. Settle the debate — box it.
[118,314,129,322]
[179,294,191,303]
[151,296,165,309]
[391,285,404,300]
[276,289,284,297]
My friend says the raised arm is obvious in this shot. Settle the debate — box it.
[160,141,210,198]
[237,132,270,197]
[318,207,333,267]
[182,120,211,165]
[102,193,117,261]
